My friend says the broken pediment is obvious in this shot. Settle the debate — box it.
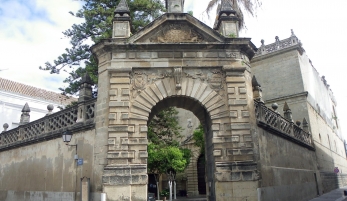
[130,14,223,44]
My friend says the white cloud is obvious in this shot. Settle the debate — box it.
[0,0,83,92]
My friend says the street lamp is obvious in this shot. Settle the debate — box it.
[62,129,73,144]
[62,129,78,160]
[62,129,79,201]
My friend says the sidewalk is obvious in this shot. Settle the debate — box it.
[309,187,347,201]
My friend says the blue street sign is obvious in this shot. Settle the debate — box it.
[77,158,83,166]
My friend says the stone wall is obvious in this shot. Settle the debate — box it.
[252,35,347,196]
[257,124,319,201]
[0,128,100,201]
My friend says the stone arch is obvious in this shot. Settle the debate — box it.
[130,77,229,124]
[129,76,230,200]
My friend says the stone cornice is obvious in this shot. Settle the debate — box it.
[264,92,308,103]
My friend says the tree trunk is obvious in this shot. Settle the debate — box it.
[157,181,160,200]
[174,181,176,199]
[169,181,172,201]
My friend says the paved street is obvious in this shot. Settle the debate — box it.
[159,188,347,201]
[309,187,347,201]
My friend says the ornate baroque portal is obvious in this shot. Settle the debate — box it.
[92,12,259,201]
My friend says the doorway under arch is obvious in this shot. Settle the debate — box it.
[147,96,215,200]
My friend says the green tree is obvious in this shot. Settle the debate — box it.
[148,143,189,200]
[148,107,192,200]
[148,107,183,146]
[193,124,205,155]
[40,0,165,95]
[206,0,261,29]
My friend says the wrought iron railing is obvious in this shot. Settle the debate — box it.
[254,100,312,147]
[0,98,96,150]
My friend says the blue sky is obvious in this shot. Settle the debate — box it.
[0,0,346,136]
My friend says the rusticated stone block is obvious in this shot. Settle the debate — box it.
[108,139,115,145]
[230,111,238,118]
[239,87,247,94]
[241,111,250,117]
[139,126,148,132]
[227,87,235,94]
[110,78,130,84]
[214,150,222,156]
[226,77,245,83]
[232,135,240,142]
[231,172,241,181]
[109,90,118,96]
[183,52,197,58]
[244,135,252,142]
[113,53,127,59]
[121,113,129,120]
[109,126,128,132]
[107,152,135,159]
[121,89,130,96]
[231,124,251,130]
[136,52,151,59]
[242,171,254,181]
[158,52,173,58]
[228,99,247,106]
[109,175,131,185]
[109,101,129,107]
[139,151,148,158]
[212,124,220,131]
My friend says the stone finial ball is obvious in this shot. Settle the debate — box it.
[296,120,301,126]
[47,104,54,111]
[271,103,278,110]
[3,123,9,129]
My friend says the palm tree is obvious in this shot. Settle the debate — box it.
[206,0,261,29]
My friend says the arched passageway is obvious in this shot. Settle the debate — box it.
[148,96,214,200]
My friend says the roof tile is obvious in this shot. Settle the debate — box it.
[0,77,76,105]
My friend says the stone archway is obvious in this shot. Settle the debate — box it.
[130,69,228,201]
[92,10,259,201]
[146,95,215,200]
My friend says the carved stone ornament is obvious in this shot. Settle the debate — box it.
[130,68,226,99]
[185,71,207,81]
[174,67,182,90]
[149,24,204,43]
[132,71,147,91]
[208,70,225,91]
[226,51,238,58]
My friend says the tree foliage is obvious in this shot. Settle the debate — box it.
[148,107,183,146]
[147,107,191,176]
[206,0,261,29]
[39,0,165,95]
[148,143,188,175]
[193,124,205,155]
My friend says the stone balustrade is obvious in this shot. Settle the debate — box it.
[254,30,304,57]
[254,100,313,149]
[0,98,96,151]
